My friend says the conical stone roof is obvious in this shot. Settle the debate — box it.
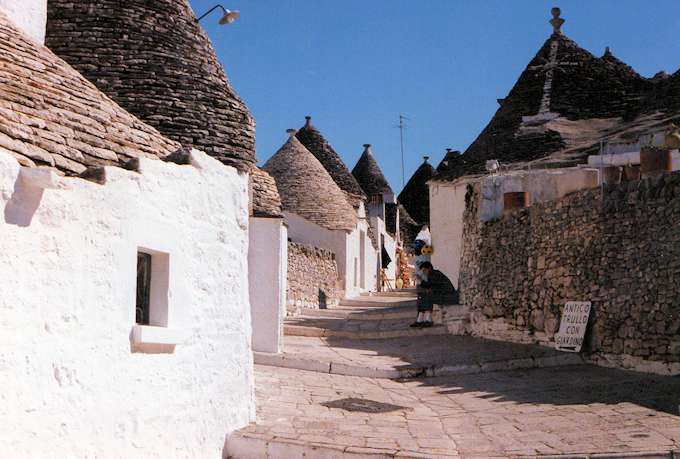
[398,157,435,226]
[263,131,357,232]
[434,8,679,181]
[0,11,179,174]
[385,203,420,244]
[296,116,365,204]
[352,144,393,197]
[250,167,283,218]
[45,0,256,171]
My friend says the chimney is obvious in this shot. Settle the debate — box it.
[0,0,47,44]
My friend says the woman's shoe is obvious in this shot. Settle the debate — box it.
[421,321,433,328]
[409,321,422,328]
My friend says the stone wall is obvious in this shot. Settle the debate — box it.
[287,242,340,315]
[460,173,680,375]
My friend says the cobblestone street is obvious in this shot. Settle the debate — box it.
[228,294,680,458]
[228,364,680,458]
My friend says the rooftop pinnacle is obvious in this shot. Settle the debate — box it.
[550,7,565,34]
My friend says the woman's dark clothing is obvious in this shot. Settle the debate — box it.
[417,269,459,312]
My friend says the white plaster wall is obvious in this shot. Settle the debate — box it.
[478,168,599,221]
[344,217,379,297]
[368,214,397,286]
[588,149,679,171]
[284,210,379,298]
[248,217,287,354]
[430,181,468,289]
[0,149,254,458]
[382,231,397,282]
[0,0,46,44]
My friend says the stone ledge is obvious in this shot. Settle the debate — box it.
[253,350,584,380]
[131,325,187,345]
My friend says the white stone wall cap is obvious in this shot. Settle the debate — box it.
[19,166,66,189]
[131,325,188,345]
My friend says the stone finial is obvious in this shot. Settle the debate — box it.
[604,46,612,57]
[550,7,565,34]
[423,155,430,163]
[363,144,372,152]
[286,128,297,137]
[446,148,452,153]
[304,116,312,127]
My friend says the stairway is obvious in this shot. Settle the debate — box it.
[284,291,454,339]
[258,291,582,380]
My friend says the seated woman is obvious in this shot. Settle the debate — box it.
[410,261,459,328]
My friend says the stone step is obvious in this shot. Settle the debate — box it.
[283,323,449,339]
[296,304,470,322]
[225,431,444,458]
[298,305,416,321]
[254,350,585,380]
[361,289,417,298]
[339,298,417,308]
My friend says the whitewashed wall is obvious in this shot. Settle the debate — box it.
[430,180,468,288]
[346,217,378,296]
[284,209,379,298]
[477,168,599,222]
[368,215,397,287]
[0,0,46,43]
[249,217,287,353]
[0,150,254,458]
[429,168,599,290]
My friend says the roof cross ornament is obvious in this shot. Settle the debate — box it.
[550,7,565,35]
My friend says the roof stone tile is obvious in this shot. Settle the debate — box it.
[264,131,357,231]
[45,0,255,171]
[352,144,393,197]
[0,11,179,174]
[296,116,365,204]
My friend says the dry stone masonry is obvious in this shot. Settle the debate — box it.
[45,0,256,171]
[0,11,179,175]
[460,173,680,374]
[287,242,340,315]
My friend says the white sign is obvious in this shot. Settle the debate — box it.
[554,301,591,352]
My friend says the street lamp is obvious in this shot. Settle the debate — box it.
[197,4,240,25]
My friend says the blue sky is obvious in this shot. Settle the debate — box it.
[190,0,680,193]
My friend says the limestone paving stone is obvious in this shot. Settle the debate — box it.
[225,364,680,458]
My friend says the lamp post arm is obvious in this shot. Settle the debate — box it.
[197,4,227,22]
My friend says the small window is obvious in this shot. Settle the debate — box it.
[135,249,170,326]
[136,252,152,325]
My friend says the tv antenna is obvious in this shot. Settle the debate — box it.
[397,114,410,188]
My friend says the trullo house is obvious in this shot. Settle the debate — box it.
[265,129,378,298]
[0,0,256,456]
[45,0,288,354]
[351,143,398,286]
